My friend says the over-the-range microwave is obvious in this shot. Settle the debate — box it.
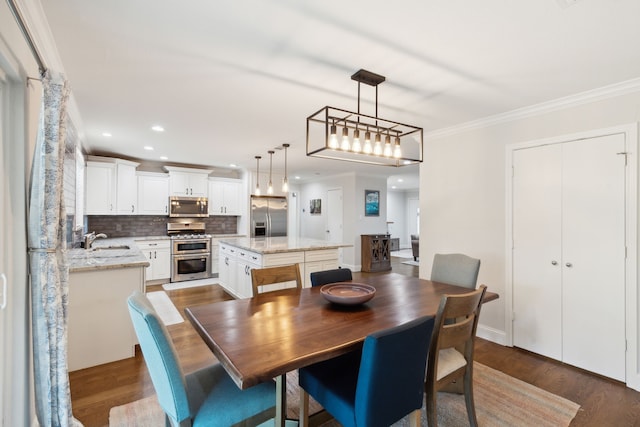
[169,196,209,217]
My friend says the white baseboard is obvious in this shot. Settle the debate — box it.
[477,324,507,346]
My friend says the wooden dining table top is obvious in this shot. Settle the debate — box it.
[184,272,499,390]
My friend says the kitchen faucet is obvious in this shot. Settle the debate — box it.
[84,231,108,249]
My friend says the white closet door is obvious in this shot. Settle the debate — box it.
[512,144,563,360]
[561,134,626,381]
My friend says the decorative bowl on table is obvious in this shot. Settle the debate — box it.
[320,282,376,305]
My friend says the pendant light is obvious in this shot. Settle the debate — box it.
[254,155,261,195]
[267,150,274,195]
[282,143,290,193]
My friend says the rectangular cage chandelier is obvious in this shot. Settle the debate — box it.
[306,69,423,167]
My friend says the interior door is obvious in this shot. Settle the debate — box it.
[561,134,626,381]
[512,144,563,360]
[327,188,343,243]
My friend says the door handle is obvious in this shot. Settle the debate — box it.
[1,273,7,310]
[551,260,558,266]
[565,262,573,268]
[131,204,135,213]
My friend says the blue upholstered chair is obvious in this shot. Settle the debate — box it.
[298,316,435,427]
[309,268,353,287]
[127,291,276,427]
[431,253,481,289]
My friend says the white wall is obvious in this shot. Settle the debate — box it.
[421,89,640,348]
[387,190,419,249]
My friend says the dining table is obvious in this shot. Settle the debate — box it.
[184,272,499,426]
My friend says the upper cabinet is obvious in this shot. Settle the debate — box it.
[85,157,139,215]
[137,172,169,215]
[209,178,242,216]
[164,166,212,196]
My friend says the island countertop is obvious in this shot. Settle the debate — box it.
[68,237,152,272]
[218,236,352,254]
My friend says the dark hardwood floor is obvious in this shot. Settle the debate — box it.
[69,255,640,426]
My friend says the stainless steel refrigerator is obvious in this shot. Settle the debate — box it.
[250,196,287,237]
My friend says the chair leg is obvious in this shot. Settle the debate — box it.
[299,388,310,427]
[409,409,421,427]
[426,384,438,427]
[463,370,478,427]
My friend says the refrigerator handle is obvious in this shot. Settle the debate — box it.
[266,210,271,238]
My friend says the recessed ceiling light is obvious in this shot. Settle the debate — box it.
[160,156,168,160]
[295,176,301,180]
[144,146,154,151]
[102,132,112,137]
[391,185,397,189]
[151,125,165,132]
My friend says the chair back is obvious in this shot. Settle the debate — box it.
[431,253,480,288]
[310,268,353,287]
[355,316,435,426]
[251,263,302,295]
[127,291,190,425]
[427,285,486,384]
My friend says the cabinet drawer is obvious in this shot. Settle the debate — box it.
[237,249,261,265]
[220,244,238,257]
[262,251,305,267]
[305,249,338,262]
[136,240,170,250]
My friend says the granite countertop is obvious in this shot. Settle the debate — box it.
[68,237,152,272]
[218,236,352,254]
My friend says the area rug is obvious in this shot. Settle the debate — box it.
[402,260,420,266]
[162,277,219,291]
[145,291,184,325]
[109,363,580,426]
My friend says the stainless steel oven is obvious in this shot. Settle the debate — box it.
[168,221,212,282]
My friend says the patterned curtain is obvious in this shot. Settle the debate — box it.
[28,71,82,427]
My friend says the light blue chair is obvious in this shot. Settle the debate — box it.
[309,268,353,287]
[298,316,435,427]
[431,253,481,289]
[127,291,276,427]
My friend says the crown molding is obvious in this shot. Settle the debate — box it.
[425,77,640,139]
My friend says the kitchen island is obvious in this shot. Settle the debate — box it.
[67,238,149,371]
[218,236,352,298]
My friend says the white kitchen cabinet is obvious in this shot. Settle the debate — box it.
[68,265,144,371]
[137,172,169,215]
[137,240,171,281]
[85,161,115,214]
[209,178,242,216]
[303,249,340,288]
[164,166,212,196]
[211,237,220,275]
[115,162,138,214]
[85,156,140,215]
[512,134,626,381]
[218,243,239,296]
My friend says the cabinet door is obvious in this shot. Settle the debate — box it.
[85,162,115,215]
[116,162,137,214]
[153,247,171,280]
[189,174,209,196]
[138,174,169,215]
[236,259,253,298]
[223,181,241,215]
[512,144,563,360]
[208,180,225,215]
[169,171,190,196]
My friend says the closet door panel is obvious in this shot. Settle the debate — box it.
[561,134,626,381]
[512,144,563,360]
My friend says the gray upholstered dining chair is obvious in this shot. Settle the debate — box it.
[127,291,276,427]
[430,253,481,289]
[309,267,353,287]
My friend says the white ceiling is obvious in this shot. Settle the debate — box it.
[39,0,640,191]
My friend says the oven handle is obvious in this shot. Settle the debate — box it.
[172,252,210,260]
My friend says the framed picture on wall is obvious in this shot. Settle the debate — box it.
[364,190,380,216]
[310,198,322,214]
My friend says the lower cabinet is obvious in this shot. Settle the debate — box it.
[68,266,144,371]
[218,244,339,298]
[136,240,171,282]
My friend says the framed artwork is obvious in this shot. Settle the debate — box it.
[364,190,380,216]
[310,198,322,214]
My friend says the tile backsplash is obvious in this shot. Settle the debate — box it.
[86,215,238,238]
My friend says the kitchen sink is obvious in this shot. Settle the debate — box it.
[92,245,130,251]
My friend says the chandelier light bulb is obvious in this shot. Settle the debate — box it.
[341,127,350,151]
[373,132,383,156]
[282,177,289,193]
[329,124,339,149]
[363,131,373,154]
[352,129,362,153]
[383,134,392,157]
[393,136,402,158]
